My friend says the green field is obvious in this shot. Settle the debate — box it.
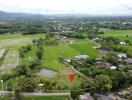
[99,30,132,37]
[0,33,44,40]
[99,29,132,45]
[70,42,100,59]
[0,33,45,50]
[98,29,132,57]
[42,39,100,70]
[42,45,80,70]
[0,34,100,71]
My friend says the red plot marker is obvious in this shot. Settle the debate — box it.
[69,74,74,81]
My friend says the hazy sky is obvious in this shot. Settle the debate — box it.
[0,0,132,15]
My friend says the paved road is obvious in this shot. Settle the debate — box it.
[0,91,70,96]
[22,92,70,96]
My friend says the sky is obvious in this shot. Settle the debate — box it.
[0,0,132,15]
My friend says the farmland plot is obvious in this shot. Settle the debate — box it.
[0,51,19,71]
[0,38,32,48]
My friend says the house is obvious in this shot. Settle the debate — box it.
[117,53,127,58]
[110,66,117,70]
[96,95,114,100]
[74,55,89,60]
[80,93,94,100]
[124,58,132,64]
[118,90,130,97]
[65,59,71,63]
[104,62,113,68]
[92,38,99,43]
[68,40,76,44]
[95,61,104,66]
[95,58,102,61]
[128,70,132,73]
[55,35,67,39]
[100,48,109,55]
[120,41,127,45]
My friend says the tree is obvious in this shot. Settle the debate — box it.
[36,49,43,60]
[14,65,31,76]
[70,86,83,100]
[15,75,37,92]
[80,79,96,95]
[111,71,129,90]
[95,75,112,94]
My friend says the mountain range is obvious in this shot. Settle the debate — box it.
[0,11,47,20]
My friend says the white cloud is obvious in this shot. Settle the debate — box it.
[0,0,132,15]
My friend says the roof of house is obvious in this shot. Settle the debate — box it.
[120,41,127,44]
[80,93,94,100]
[117,53,127,58]
[110,66,117,70]
[74,55,89,60]
[125,58,132,64]
[128,70,132,73]
[104,62,112,67]
[97,95,113,100]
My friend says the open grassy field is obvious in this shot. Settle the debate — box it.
[99,30,132,41]
[70,42,100,59]
[42,45,80,70]
[0,33,44,40]
[42,38,100,70]
[99,30,132,37]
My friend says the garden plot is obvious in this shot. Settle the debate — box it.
[0,51,19,71]
[0,49,6,58]
[38,69,57,78]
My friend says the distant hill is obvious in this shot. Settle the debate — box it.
[0,10,132,21]
[0,11,47,20]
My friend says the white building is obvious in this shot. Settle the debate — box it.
[110,66,117,70]
[117,53,127,58]
[74,55,89,60]
[120,41,127,45]
[80,93,94,100]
